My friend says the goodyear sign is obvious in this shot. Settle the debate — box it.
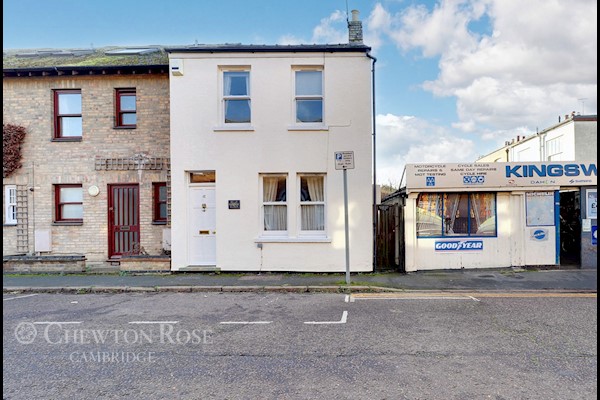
[405,162,597,191]
[435,240,483,251]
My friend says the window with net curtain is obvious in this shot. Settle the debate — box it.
[300,175,325,231]
[416,192,496,237]
[263,175,287,232]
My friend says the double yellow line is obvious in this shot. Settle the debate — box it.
[351,292,596,300]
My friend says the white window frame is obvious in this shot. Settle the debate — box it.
[4,185,17,225]
[260,174,288,237]
[290,67,326,130]
[218,67,252,129]
[546,136,562,161]
[298,174,327,237]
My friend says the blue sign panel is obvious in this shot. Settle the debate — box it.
[426,176,436,186]
[434,240,484,251]
[592,226,597,246]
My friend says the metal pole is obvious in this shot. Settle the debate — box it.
[343,168,350,285]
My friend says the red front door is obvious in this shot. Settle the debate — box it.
[108,184,140,258]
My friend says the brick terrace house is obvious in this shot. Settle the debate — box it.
[3,47,171,272]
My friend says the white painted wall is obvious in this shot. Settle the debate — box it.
[169,51,373,272]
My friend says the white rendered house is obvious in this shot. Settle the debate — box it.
[166,38,375,272]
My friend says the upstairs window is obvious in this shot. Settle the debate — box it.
[55,184,83,223]
[295,70,323,123]
[54,89,82,139]
[116,88,137,128]
[223,71,250,124]
[546,136,562,161]
[299,175,325,232]
[4,185,17,225]
[153,182,167,223]
[262,175,287,233]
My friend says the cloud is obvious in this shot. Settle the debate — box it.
[311,10,348,44]
[376,113,477,187]
[381,0,597,131]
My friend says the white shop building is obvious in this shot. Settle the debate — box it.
[397,162,597,272]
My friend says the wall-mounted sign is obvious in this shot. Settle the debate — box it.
[228,200,240,209]
[587,189,597,219]
[434,240,483,251]
[592,226,597,246]
[405,162,597,192]
[530,228,548,241]
[526,192,555,226]
[334,151,355,170]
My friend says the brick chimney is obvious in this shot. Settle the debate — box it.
[348,10,363,45]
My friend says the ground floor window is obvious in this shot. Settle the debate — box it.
[153,182,167,223]
[299,174,325,232]
[417,192,496,237]
[55,184,83,222]
[262,175,287,233]
[4,185,17,225]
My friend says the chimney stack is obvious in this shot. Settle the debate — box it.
[348,10,363,45]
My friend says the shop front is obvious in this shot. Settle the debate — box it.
[400,162,597,271]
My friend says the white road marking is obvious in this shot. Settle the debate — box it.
[345,295,350,303]
[3,294,38,301]
[468,295,481,302]
[219,321,273,325]
[304,310,348,325]
[129,321,179,324]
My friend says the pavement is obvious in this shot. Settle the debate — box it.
[3,267,597,294]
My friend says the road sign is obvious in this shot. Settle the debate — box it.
[335,151,355,170]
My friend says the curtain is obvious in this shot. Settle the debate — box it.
[301,176,324,231]
[263,177,286,231]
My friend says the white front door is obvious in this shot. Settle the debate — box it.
[188,186,216,265]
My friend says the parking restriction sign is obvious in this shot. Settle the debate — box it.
[334,151,355,170]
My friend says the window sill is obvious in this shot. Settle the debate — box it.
[255,236,331,243]
[287,124,329,131]
[113,126,137,130]
[51,137,82,142]
[213,125,254,132]
[3,223,17,227]
[152,221,167,225]
[52,221,83,226]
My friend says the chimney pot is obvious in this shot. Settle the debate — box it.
[351,9,360,21]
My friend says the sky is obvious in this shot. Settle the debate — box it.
[3,0,597,187]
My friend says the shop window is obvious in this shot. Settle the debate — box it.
[416,192,496,237]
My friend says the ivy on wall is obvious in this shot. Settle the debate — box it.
[3,123,27,178]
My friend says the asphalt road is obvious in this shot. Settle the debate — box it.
[3,292,597,399]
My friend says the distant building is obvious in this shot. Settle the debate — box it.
[3,47,171,272]
[476,113,597,163]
